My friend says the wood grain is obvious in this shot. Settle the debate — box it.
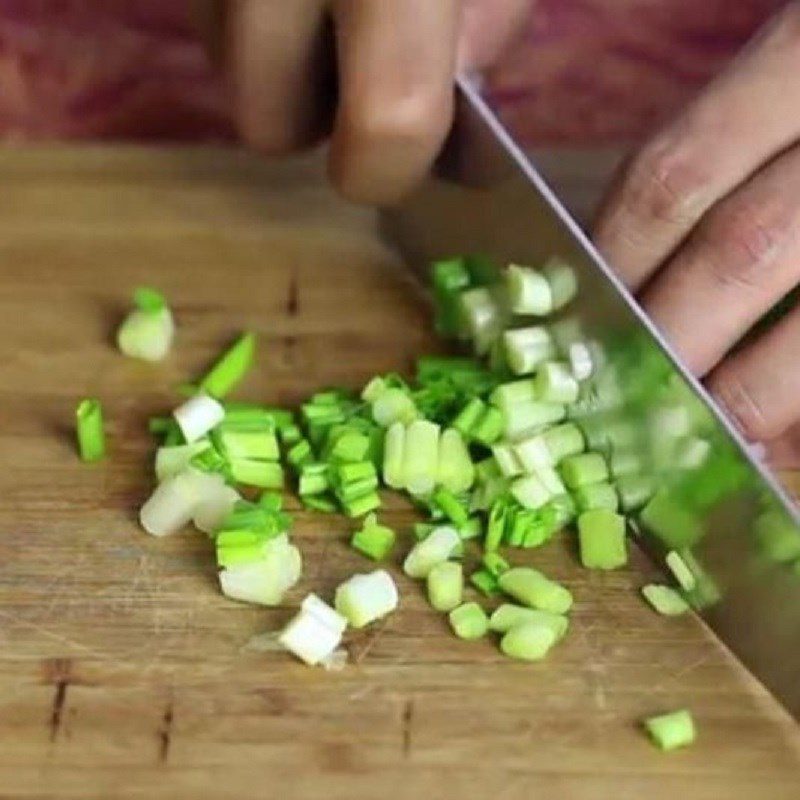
[0,146,797,800]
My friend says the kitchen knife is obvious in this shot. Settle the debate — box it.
[381,78,800,717]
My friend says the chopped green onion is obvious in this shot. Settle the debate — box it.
[616,475,655,512]
[382,421,406,490]
[427,561,464,612]
[259,492,283,512]
[503,326,556,375]
[481,552,510,577]
[475,457,501,483]
[568,341,593,380]
[133,286,167,312]
[532,464,567,496]
[193,482,240,534]
[483,497,509,552]
[216,426,279,461]
[351,514,396,561]
[361,375,387,404]
[541,423,585,462]
[470,569,501,596]
[328,430,370,463]
[117,288,174,362]
[514,434,553,471]
[403,526,461,578]
[139,469,205,536]
[431,487,470,526]
[302,495,338,514]
[287,439,313,470]
[460,286,503,354]
[341,491,381,518]
[173,393,225,443]
[500,621,558,661]
[506,264,553,316]
[432,257,472,336]
[436,429,475,494]
[458,517,482,539]
[559,452,609,489]
[76,398,105,462]
[403,419,440,496]
[279,594,347,665]
[498,567,573,614]
[643,709,696,751]
[155,439,211,481]
[504,400,565,440]
[577,509,627,570]
[472,406,505,445]
[489,604,569,639]
[298,462,329,496]
[534,361,579,404]
[665,550,697,592]
[641,584,689,616]
[448,602,489,639]
[219,536,301,606]
[198,332,255,398]
[413,521,436,541]
[334,569,399,628]
[372,388,418,427]
[542,257,577,310]
[510,474,552,510]
[453,397,485,437]
[574,481,619,512]
[492,444,524,478]
[279,424,302,445]
[491,379,537,413]
[229,459,284,489]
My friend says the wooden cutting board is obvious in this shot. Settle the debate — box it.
[0,146,797,800]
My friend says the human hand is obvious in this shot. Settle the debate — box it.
[593,2,800,446]
[199,0,530,205]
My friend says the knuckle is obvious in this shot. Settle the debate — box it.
[624,138,708,227]
[710,369,770,441]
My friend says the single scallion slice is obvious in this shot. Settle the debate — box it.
[279,594,346,665]
[458,517,483,540]
[298,462,329,496]
[498,567,573,614]
[541,422,584,462]
[117,287,174,362]
[383,421,406,490]
[485,498,510,552]
[500,621,558,661]
[574,481,619,513]
[334,569,399,628]
[341,491,381,518]
[506,264,553,316]
[76,398,105,462]
[219,537,301,606]
[542,257,577,310]
[665,550,697,592]
[403,419,440,496]
[173,393,225,443]
[372,387,418,427]
[155,439,211,481]
[504,400,565,440]
[436,428,475,494]
[616,474,655,512]
[448,602,489,640]
[568,341,593,381]
[643,709,696,751]
[532,464,567,496]
[534,361,579,404]
[470,568,501,596]
[577,509,627,570]
[453,397,485,438]
[503,326,556,375]
[229,459,284,489]
[472,406,505,445]
[403,526,461,578]
[641,584,689,616]
[361,375,387,404]
[510,474,552,510]
[482,552,510,577]
[287,439,313,470]
[139,469,204,536]
[489,604,568,639]
[198,332,255,398]
[492,443,524,478]
[427,561,464,612]
[351,514,396,561]
[514,434,553,471]
[460,286,503,354]
[559,452,609,489]
[302,495,338,514]
[431,487,470,526]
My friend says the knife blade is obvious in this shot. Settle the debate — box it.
[381,77,800,717]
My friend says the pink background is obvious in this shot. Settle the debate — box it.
[0,0,784,146]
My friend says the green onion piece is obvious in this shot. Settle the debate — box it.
[222,403,293,430]
[302,495,338,514]
[155,440,211,481]
[197,332,256,398]
[287,439,313,471]
[574,481,619,513]
[329,431,370,463]
[118,290,174,361]
[510,474,552,510]
[506,264,553,316]
[577,509,627,570]
[610,450,643,479]
[643,709,696,751]
[432,257,472,336]
[403,420,440,496]
[498,567,573,614]
[641,584,689,616]
[448,602,489,640]
[470,476,509,512]
[559,452,609,489]
[514,434,553,471]
[470,569,500,596]
[279,424,302,446]
[259,492,283,512]
[76,398,105,462]
[298,463,329,496]
[189,444,229,477]
[616,474,655,512]
[453,397,485,438]
[541,422,585,462]
[361,375,388,404]
[403,526,461,578]
[279,594,346,665]
[503,326,556,375]
[490,379,537,412]
[482,552,510,577]
[414,522,436,541]
[532,464,567,496]
[431,487,470,526]
[460,286,503,354]
[334,569,398,628]
[217,427,279,461]
[504,400,566,440]
[665,550,697,592]
[218,537,302,606]
[485,499,510,552]
[337,476,379,504]
[436,428,475,494]
[518,506,560,549]
[342,491,381,518]
[472,406,505,446]
[382,421,406,490]
[506,508,532,547]
[458,517,482,540]
[548,493,577,527]
[492,444,524,478]
[427,561,464,612]
[542,257,577,310]
[489,604,569,638]
[475,456,501,483]
[372,387,418,427]
[534,361,579,404]
[500,621,558,661]
[229,459,283,489]
[351,514,396,561]
[640,489,704,550]
[335,460,376,484]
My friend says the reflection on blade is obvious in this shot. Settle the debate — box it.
[381,79,800,717]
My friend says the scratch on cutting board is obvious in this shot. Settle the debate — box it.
[401,697,414,758]
[286,269,300,316]
[45,658,71,743]
[650,651,712,695]
[157,694,174,763]
[351,617,389,664]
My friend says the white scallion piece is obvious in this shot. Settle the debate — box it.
[403,419,440,496]
[383,421,406,489]
[436,428,475,494]
[542,257,577,310]
[193,483,240,534]
[334,570,399,628]
[510,474,552,510]
[173,393,225,443]
[503,326,556,375]
[460,287,502,354]
[279,596,347,665]
[139,470,205,536]
[534,361,580,404]
[219,538,302,606]
[154,439,212,482]
[568,342,593,381]
[492,443,524,477]
[403,526,461,579]
[506,264,553,316]
[302,593,348,635]
[514,434,554,471]
[532,464,566,496]
[117,307,174,362]
[504,400,566,441]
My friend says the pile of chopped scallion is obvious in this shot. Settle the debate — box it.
[74,261,716,749]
